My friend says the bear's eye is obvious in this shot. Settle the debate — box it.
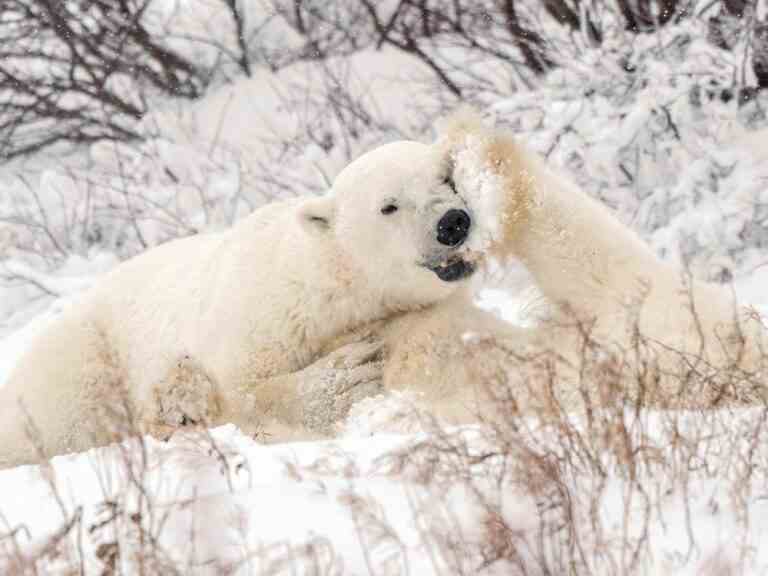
[381,204,398,215]
[443,174,458,194]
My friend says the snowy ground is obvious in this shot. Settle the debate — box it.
[2,2,768,574]
[0,398,767,575]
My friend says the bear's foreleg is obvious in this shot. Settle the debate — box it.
[220,339,385,440]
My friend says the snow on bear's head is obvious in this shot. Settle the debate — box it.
[298,140,481,306]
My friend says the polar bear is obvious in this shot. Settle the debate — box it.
[0,140,482,468]
[348,110,767,426]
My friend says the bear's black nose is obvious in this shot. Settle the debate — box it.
[437,209,471,246]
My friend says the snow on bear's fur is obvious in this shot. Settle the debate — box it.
[0,140,483,468]
[354,110,767,429]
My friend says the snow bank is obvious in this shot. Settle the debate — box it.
[1,410,767,574]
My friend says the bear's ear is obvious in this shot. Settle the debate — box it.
[298,195,335,234]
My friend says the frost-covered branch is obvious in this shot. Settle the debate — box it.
[0,0,205,161]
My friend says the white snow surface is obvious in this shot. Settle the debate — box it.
[1,388,767,574]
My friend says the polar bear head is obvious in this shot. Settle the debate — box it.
[299,141,479,306]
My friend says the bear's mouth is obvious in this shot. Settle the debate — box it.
[425,256,475,282]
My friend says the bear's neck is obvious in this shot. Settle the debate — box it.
[498,150,661,317]
[297,243,407,353]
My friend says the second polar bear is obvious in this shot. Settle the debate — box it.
[351,111,767,425]
[0,140,483,468]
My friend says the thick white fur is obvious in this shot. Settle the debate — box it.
[0,140,479,468]
[364,111,767,424]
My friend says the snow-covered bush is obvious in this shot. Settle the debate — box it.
[0,0,206,161]
[489,15,768,281]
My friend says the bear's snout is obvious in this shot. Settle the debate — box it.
[437,209,471,247]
